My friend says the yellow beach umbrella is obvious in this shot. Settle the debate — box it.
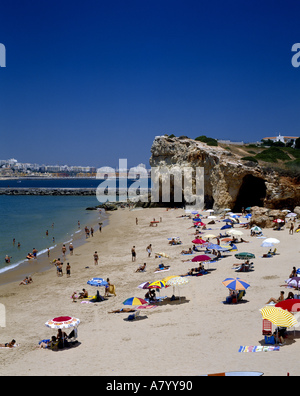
[161,275,179,283]
[259,306,298,328]
[203,234,216,238]
[148,280,166,289]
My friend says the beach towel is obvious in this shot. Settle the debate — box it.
[238,346,280,352]
[154,268,170,274]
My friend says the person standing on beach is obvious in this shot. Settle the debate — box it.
[69,243,74,256]
[94,251,99,265]
[290,222,294,235]
[131,246,136,262]
[146,244,152,258]
[62,244,67,257]
[66,263,71,278]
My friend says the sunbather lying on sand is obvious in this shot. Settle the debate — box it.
[108,308,136,313]
[181,248,193,254]
[0,339,16,348]
[154,263,170,272]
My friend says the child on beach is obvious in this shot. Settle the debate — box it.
[93,251,99,265]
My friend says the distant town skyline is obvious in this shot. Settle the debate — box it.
[1,1,300,168]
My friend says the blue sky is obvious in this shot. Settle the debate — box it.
[0,0,300,168]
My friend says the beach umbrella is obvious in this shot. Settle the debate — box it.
[221,224,232,230]
[245,207,252,211]
[260,241,274,248]
[227,229,244,236]
[286,212,297,218]
[192,254,217,262]
[45,316,80,329]
[203,234,216,238]
[223,219,233,223]
[123,297,148,306]
[192,211,198,215]
[206,209,214,213]
[87,277,108,287]
[208,215,217,219]
[192,238,207,245]
[275,299,300,313]
[222,277,250,291]
[206,243,230,252]
[166,277,189,287]
[194,221,206,226]
[137,281,150,290]
[235,252,255,260]
[161,275,179,284]
[273,219,284,223]
[166,276,189,300]
[251,226,262,232]
[259,306,298,328]
[264,238,280,244]
[147,280,166,289]
[223,208,231,211]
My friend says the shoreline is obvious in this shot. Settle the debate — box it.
[0,207,108,287]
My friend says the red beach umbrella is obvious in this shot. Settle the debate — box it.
[192,239,207,245]
[275,299,300,312]
[191,254,216,262]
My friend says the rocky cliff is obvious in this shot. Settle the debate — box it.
[149,136,300,211]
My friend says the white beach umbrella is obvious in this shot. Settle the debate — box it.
[227,229,244,236]
[206,209,214,213]
[264,238,280,244]
[286,213,297,217]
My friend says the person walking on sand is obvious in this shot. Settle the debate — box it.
[62,244,66,256]
[289,222,294,235]
[94,251,99,265]
[131,246,136,262]
[146,244,152,258]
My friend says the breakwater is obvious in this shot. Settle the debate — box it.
[0,188,96,195]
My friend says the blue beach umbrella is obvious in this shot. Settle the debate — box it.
[221,224,232,230]
[87,278,108,287]
[205,243,230,252]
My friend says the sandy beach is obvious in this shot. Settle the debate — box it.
[0,206,299,376]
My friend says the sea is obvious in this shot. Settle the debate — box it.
[0,178,106,275]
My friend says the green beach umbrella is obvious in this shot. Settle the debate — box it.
[235,252,255,260]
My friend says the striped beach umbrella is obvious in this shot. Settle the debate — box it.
[222,277,250,291]
[259,306,298,328]
[147,280,166,289]
[123,297,148,306]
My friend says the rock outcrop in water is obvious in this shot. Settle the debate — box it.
[149,136,300,211]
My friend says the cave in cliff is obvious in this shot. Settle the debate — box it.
[233,175,267,212]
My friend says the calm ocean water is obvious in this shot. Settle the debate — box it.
[0,179,103,274]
